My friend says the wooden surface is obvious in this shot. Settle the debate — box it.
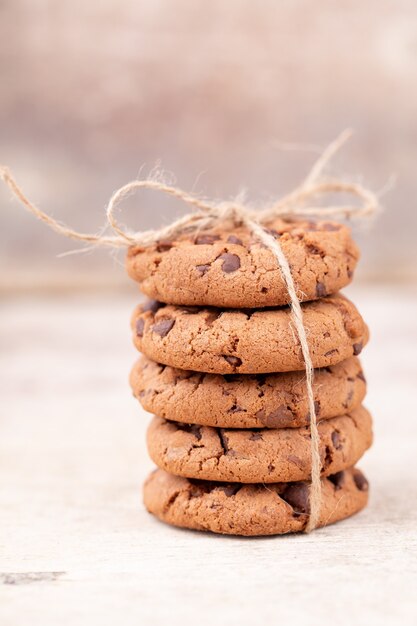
[1,285,416,625]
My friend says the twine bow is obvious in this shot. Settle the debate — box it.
[0,129,379,532]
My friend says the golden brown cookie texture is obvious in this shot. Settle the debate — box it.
[143,466,369,536]
[131,356,366,428]
[146,407,372,483]
[126,218,359,308]
[131,294,369,374]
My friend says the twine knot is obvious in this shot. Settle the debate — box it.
[210,201,253,225]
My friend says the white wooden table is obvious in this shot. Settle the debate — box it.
[1,286,416,625]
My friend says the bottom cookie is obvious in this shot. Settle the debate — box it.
[143,467,369,536]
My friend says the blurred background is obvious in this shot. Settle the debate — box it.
[1,0,416,291]
[1,4,417,622]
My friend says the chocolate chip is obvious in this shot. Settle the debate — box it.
[357,370,366,383]
[321,223,341,231]
[324,445,333,468]
[331,430,343,450]
[177,423,202,440]
[328,470,345,490]
[353,342,363,356]
[267,463,275,473]
[249,431,263,441]
[353,469,369,492]
[269,406,293,422]
[152,319,175,337]
[136,319,145,337]
[316,282,327,297]
[189,479,215,496]
[227,404,246,413]
[219,484,241,497]
[259,405,294,428]
[219,253,241,273]
[196,264,211,275]
[227,234,243,245]
[280,483,310,514]
[347,269,354,279]
[156,240,173,252]
[222,355,242,368]
[306,243,324,256]
[142,299,163,314]
[260,287,268,294]
[195,234,220,245]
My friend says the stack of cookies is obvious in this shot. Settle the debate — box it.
[127,219,372,536]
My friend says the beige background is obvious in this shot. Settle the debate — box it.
[1,4,417,625]
[1,0,416,288]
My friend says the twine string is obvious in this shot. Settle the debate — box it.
[0,130,379,532]
[247,221,322,531]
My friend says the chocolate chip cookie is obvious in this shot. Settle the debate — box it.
[131,356,366,428]
[146,406,372,483]
[143,466,369,535]
[132,294,369,374]
[127,218,359,308]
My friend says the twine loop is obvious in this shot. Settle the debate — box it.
[0,130,380,533]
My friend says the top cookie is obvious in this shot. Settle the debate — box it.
[126,218,359,308]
